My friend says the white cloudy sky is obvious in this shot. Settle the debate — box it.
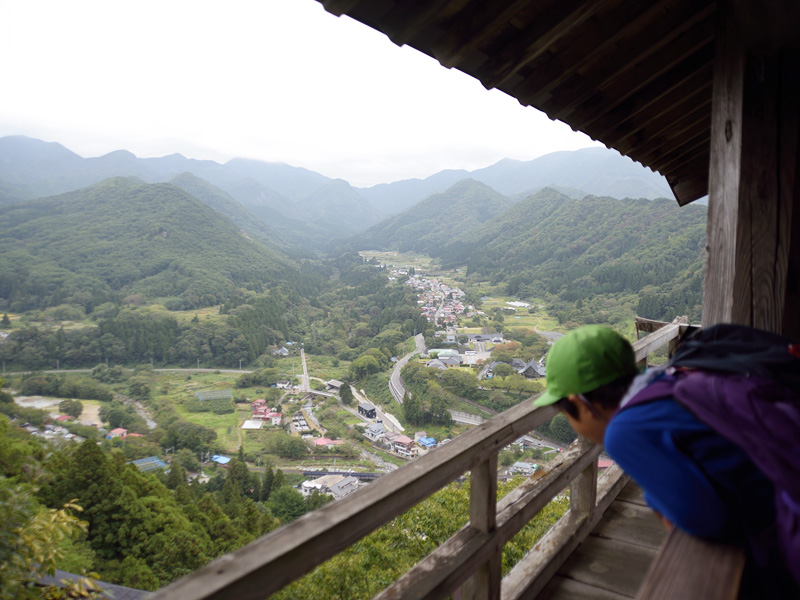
[0,0,601,187]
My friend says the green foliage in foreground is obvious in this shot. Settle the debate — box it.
[273,477,569,599]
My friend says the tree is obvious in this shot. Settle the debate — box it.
[268,486,307,524]
[339,384,354,406]
[493,363,517,378]
[548,414,577,445]
[261,467,275,502]
[349,355,381,380]
[306,490,332,512]
[58,398,83,419]
[1,314,10,328]
[0,479,90,600]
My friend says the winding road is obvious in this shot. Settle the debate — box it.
[389,333,426,404]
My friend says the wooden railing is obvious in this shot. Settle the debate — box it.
[150,322,687,600]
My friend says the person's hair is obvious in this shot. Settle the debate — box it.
[554,373,636,420]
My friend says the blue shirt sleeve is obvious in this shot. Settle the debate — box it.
[605,399,735,538]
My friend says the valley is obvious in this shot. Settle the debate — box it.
[0,135,704,594]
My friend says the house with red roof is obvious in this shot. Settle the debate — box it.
[392,435,417,458]
[55,415,72,422]
[107,428,128,439]
[265,412,282,426]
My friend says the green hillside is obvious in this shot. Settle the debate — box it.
[351,179,513,255]
[439,188,707,322]
[0,177,301,311]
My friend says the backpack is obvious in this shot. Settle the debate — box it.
[668,323,800,390]
[624,323,800,584]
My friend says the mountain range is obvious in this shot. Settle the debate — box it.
[0,136,673,248]
[0,135,705,322]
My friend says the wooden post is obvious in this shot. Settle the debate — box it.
[703,0,800,337]
[570,440,597,517]
[462,455,500,600]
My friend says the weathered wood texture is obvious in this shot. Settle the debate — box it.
[462,455,500,600]
[538,575,631,600]
[703,1,800,337]
[591,500,666,551]
[501,465,630,600]
[534,483,666,599]
[635,528,745,600]
[557,536,660,598]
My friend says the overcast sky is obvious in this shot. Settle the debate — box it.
[0,0,601,187]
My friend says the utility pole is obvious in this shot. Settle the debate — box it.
[197,358,200,369]
[56,359,59,370]
[239,358,242,370]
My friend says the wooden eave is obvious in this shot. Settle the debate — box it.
[319,0,717,206]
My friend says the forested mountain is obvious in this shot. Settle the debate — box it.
[0,136,676,245]
[358,147,673,214]
[168,172,281,246]
[437,188,707,322]
[348,179,512,255]
[466,148,671,199]
[0,177,315,312]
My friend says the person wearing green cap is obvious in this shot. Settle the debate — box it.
[534,325,797,597]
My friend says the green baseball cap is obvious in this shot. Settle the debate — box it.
[534,325,636,407]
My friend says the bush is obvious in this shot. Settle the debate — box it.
[58,398,83,418]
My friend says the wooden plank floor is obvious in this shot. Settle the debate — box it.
[536,481,667,600]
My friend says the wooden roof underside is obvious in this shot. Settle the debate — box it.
[320,0,717,206]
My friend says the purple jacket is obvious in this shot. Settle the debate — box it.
[627,369,800,586]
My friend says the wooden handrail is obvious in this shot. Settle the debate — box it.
[149,400,559,600]
[636,528,745,600]
[149,322,685,600]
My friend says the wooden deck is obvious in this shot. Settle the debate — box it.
[536,482,666,600]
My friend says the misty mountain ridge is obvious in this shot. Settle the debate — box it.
[347,179,512,256]
[1,135,674,245]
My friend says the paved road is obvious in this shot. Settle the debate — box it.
[298,349,311,392]
[389,334,426,404]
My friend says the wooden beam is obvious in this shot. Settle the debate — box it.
[633,323,682,363]
[666,167,710,206]
[620,89,712,156]
[570,439,597,517]
[380,0,450,47]
[650,131,711,176]
[633,112,711,167]
[585,48,715,141]
[462,455,501,600]
[430,0,533,69]
[779,50,800,337]
[478,0,614,90]
[545,7,716,124]
[703,1,800,335]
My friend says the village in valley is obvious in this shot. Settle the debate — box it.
[8,252,562,511]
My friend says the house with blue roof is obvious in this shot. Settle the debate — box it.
[417,437,437,449]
